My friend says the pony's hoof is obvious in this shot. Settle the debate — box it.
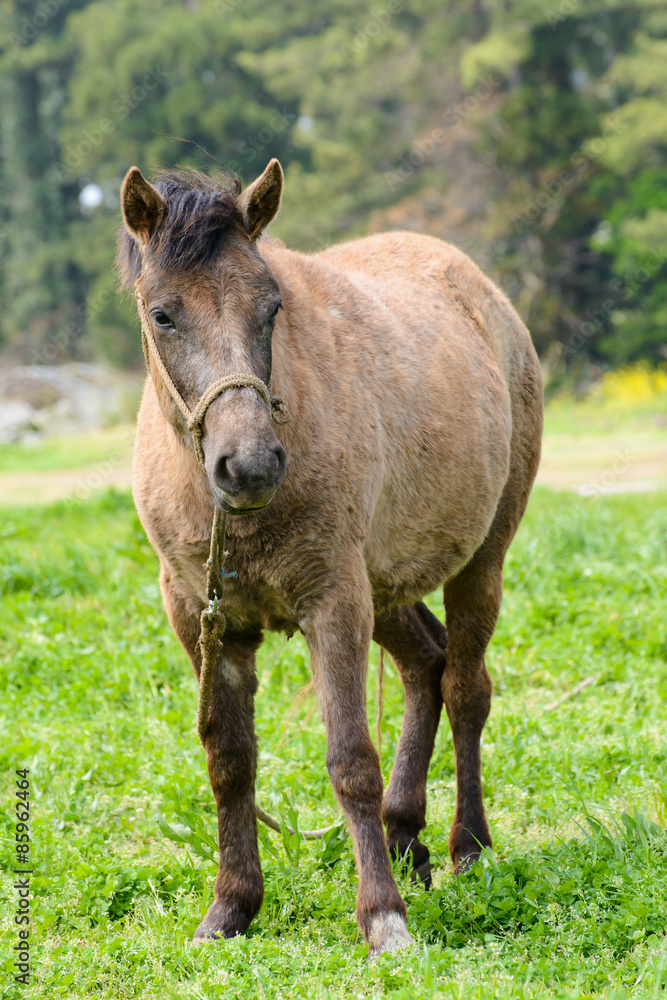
[453,851,481,875]
[412,856,433,889]
[368,912,415,959]
[390,838,432,890]
[192,924,222,945]
[192,899,251,943]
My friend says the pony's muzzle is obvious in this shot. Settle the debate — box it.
[211,442,286,512]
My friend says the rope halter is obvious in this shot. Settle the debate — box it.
[135,293,289,475]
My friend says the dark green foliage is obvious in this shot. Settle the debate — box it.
[1,0,667,370]
[474,3,667,367]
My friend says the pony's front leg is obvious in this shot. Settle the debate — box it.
[193,631,264,941]
[160,569,263,941]
[302,549,413,957]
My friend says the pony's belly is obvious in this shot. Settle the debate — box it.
[366,526,489,613]
[365,449,508,610]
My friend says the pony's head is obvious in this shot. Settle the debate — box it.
[117,160,287,514]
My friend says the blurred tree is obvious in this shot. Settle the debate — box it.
[0,0,666,369]
[462,0,667,366]
[56,0,305,363]
[592,14,667,363]
[0,0,94,362]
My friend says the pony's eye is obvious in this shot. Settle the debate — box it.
[266,301,282,328]
[151,310,173,329]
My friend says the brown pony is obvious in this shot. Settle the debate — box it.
[117,159,542,956]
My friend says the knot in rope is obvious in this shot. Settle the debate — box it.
[196,604,226,746]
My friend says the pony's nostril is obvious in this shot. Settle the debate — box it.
[213,453,239,493]
[274,444,286,474]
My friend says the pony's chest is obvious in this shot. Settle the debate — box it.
[167,535,300,636]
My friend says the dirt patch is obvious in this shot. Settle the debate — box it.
[536,432,667,494]
[0,461,133,505]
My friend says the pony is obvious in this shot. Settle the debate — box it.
[117,158,542,955]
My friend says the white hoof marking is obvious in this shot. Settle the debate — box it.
[368,912,415,958]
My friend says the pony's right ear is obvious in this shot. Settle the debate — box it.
[121,167,165,245]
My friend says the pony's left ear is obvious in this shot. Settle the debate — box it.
[237,159,283,239]
[121,167,165,245]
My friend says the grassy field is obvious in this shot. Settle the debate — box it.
[1,475,666,998]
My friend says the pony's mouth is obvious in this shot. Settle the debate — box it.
[214,489,271,516]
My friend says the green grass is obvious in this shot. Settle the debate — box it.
[1,487,666,998]
[0,426,135,476]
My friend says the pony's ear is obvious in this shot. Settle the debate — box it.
[237,159,283,239]
[120,167,165,245]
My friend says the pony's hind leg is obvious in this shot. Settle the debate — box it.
[443,389,540,872]
[442,556,501,871]
[373,602,446,887]
[159,569,264,941]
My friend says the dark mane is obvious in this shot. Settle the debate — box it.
[117,167,243,289]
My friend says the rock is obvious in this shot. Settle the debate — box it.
[0,400,36,443]
[0,363,138,440]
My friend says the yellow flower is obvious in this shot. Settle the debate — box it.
[594,362,667,407]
